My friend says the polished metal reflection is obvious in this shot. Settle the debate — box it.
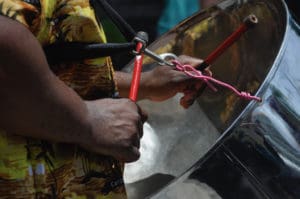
[123,0,287,198]
[124,96,220,198]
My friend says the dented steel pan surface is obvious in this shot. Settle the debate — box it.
[123,0,300,198]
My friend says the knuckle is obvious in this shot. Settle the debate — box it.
[122,141,132,149]
[119,98,132,105]
[120,138,134,149]
[129,111,142,123]
[123,124,138,136]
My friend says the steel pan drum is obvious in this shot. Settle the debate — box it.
[123,0,300,198]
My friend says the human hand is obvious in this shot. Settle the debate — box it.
[81,98,147,162]
[141,55,211,108]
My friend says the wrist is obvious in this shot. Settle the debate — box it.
[139,71,152,100]
[74,101,95,147]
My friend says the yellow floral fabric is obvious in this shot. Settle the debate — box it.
[0,0,126,198]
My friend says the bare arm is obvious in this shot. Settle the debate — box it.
[115,68,190,101]
[115,56,204,107]
[0,16,142,162]
[0,16,91,143]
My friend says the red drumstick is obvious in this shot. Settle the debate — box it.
[197,14,258,71]
[129,31,148,101]
[129,42,144,101]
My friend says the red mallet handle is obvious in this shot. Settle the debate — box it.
[197,14,258,71]
[129,42,144,101]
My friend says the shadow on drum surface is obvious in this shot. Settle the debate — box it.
[123,0,285,198]
[125,96,220,198]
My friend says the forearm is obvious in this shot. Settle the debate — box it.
[114,71,151,100]
[115,55,204,105]
[0,16,91,144]
[0,78,91,144]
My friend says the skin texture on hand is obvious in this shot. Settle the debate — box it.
[82,99,146,162]
[176,56,212,108]
[142,55,207,108]
[116,55,210,109]
[0,15,208,163]
[0,16,144,163]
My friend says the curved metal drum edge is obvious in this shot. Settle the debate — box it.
[150,1,300,199]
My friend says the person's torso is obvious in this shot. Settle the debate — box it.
[0,0,125,198]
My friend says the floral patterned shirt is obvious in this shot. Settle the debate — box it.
[0,0,126,198]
